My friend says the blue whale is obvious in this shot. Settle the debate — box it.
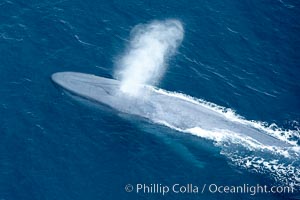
[52,72,292,148]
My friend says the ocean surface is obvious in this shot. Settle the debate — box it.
[1,0,300,199]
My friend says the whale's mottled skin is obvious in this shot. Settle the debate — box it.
[52,72,292,147]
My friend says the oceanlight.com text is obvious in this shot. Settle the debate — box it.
[124,183,294,196]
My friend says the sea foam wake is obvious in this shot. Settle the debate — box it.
[150,87,300,188]
[111,19,300,189]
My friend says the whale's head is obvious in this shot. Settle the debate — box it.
[51,72,120,105]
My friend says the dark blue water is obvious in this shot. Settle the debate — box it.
[1,0,299,199]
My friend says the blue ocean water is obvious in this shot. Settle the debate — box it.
[0,0,300,199]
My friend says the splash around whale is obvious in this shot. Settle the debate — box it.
[51,71,293,148]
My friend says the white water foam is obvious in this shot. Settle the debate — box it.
[149,86,300,189]
[114,19,184,96]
